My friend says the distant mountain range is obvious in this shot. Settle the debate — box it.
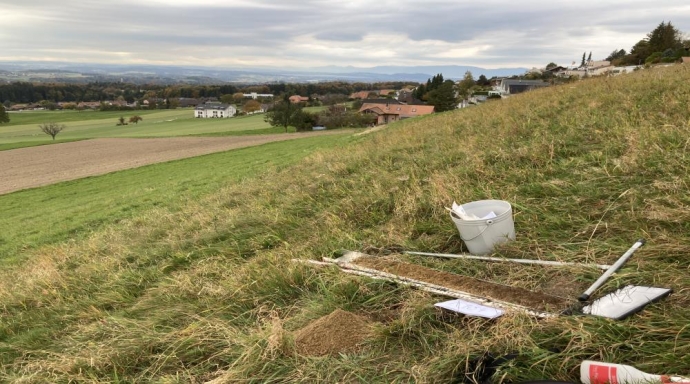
[0,61,528,84]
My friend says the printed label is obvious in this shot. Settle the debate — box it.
[589,364,618,384]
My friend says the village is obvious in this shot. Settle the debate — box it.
[5,55,689,131]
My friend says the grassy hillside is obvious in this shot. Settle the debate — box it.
[0,109,271,145]
[2,65,690,382]
[0,133,355,264]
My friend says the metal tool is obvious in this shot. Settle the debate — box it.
[577,238,645,301]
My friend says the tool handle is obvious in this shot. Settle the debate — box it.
[578,239,645,301]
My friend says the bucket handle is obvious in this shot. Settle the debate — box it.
[459,220,494,242]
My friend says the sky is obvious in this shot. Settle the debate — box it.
[1,0,689,70]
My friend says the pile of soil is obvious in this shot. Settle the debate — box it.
[354,257,572,312]
[294,309,372,356]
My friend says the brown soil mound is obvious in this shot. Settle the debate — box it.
[354,257,572,312]
[294,309,372,356]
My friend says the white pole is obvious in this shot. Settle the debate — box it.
[404,251,611,270]
[578,239,645,301]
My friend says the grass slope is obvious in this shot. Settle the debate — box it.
[2,65,690,382]
[0,109,271,144]
[0,133,353,264]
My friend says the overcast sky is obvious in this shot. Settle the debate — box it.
[1,0,689,70]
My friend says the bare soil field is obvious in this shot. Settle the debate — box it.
[0,132,349,195]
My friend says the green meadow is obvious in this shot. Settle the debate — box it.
[0,134,354,264]
[0,108,272,146]
[2,65,690,382]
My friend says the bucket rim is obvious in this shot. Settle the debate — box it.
[461,199,512,208]
[453,200,513,223]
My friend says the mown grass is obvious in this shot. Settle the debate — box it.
[2,65,690,382]
[3,109,185,126]
[0,138,86,151]
[0,133,354,264]
[0,110,271,145]
[194,125,297,136]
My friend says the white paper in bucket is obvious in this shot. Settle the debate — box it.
[451,202,498,220]
[450,200,515,255]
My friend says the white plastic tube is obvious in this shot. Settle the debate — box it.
[404,251,612,270]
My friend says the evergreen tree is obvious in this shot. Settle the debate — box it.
[430,73,444,90]
[417,73,447,101]
[477,74,490,86]
[0,104,9,124]
[587,52,592,62]
[622,21,685,65]
[605,49,627,61]
[647,21,683,53]
[581,52,586,67]
[414,84,426,100]
[427,80,457,113]
[630,39,651,62]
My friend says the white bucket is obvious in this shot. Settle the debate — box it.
[450,200,515,255]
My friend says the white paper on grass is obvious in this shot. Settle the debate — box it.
[582,285,671,320]
[435,299,505,319]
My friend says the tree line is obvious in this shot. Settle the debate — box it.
[605,21,688,66]
[0,80,418,105]
[264,100,376,132]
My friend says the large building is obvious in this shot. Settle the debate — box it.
[194,102,236,118]
[497,79,549,96]
[243,92,274,99]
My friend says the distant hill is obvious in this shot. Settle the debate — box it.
[309,65,527,79]
[0,61,527,84]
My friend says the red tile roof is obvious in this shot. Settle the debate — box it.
[359,103,434,118]
[289,95,309,103]
[349,91,370,99]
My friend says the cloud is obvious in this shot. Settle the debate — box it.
[314,32,363,42]
[1,0,689,69]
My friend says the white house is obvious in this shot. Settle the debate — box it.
[611,65,642,76]
[195,102,236,118]
[557,60,615,78]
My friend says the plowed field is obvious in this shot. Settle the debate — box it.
[0,132,347,195]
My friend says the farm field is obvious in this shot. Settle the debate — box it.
[0,131,357,262]
[0,131,352,195]
[0,108,272,144]
[2,66,690,382]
